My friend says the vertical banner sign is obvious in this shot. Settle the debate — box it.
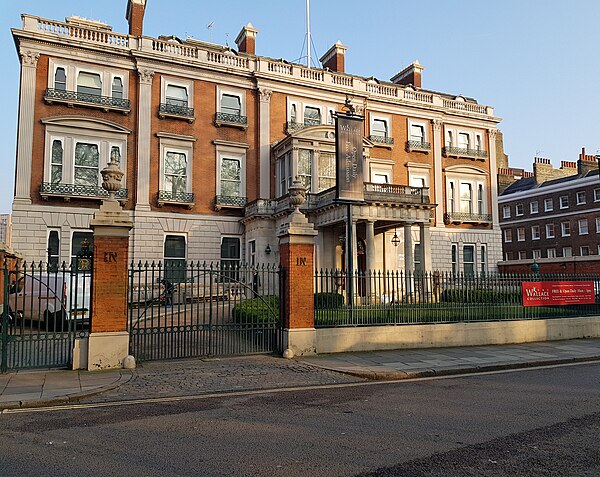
[335,114,364,202]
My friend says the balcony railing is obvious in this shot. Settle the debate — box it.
[444,212,492,224]
[364,183,430,204]
[214,112,248,128]
[158,190,195,208]
[443,147,488,160]
[286,121,307,134]
[158,103,195,121]
[215,195,248,209]
[41,182,128,201]
[406,140,431,153]
[368,135,395,146]
[44,88,131,112]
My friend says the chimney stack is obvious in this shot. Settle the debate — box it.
[533,157,553,185]
[578,147,598,176]
[391,60,424,88]
[126,0,146,36]
[235,23,259,55]
[319,41,347,73]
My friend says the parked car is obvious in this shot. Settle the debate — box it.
[7,272,91,330]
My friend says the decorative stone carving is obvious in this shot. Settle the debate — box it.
[21,50,40,67]
[288,176,306,212]
[138,69,154,84]
[258,87,272,102]
[100,158,125,202]
[488,128,498,139]
[432,119,443,131]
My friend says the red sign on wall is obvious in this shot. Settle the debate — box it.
[522,281,596,306]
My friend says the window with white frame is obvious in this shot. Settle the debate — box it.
[561,221,570,236]
[532,225,540,240]
[77,71,102,96]
[460,182,473,213]
[458,132,470,150]
[220,93,242,116]
[304,106,321,126]
[518,250,527,260]
[446,130,453,148]
[517,227,525,241]
[504,229,512,243]
[475,134,483,151]
[248,240,256,267]
[502,205,510,219]
[290,104,297,123]
[163,151,188,195]
[111,77,123,99]
[595,188,600,202]
[445,167,487,218]
[71,231,93,270]
[278,152,292,196]
[158,132,195,201]
[54,67,66,91]
[546,223,555,238]
[579,219,589,235]
[559,195,569,209]
[544,198,553,211]
[547,248,556,258]
[562,246,572,257]
[598,245,600,255]
[318,153,335,191]
[530,201,539,214]
[47,229,60,271]
[516,203,524,216]
[463,244,475,277]
[216,145,246,201]
[50,139,63,184]
[164,235,186,282]
[505,252,513,261]
[220,237,241,273]
[409,124,425,143]
[480,245,487,274]
[166,84,188,106]
[477,184,484,214]
[576,191,586,205]
[370,163,392,184]
[370,114,392,142]
[74,142,100,187]
[596,217,600,233]
[297,149,313,191]
[161,77,193,110]
[451,244,457,275]
[448,182,455,213]
[372,118,388,138]
[217,87,246,120]
[533,249,541,260]
[580,246,590,256]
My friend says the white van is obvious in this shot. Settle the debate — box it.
[8,272,91,330]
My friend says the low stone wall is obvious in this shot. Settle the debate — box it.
[314,316,600,354]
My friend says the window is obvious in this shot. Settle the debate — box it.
[221,93,242,116]
[448,182,455,213]
[579,219,589,235]
[559,195,569,209]
[290,104,297,123]
[165,84,188,107]
[516,203,524,216]
[502,206,510,219]
[451,244,457,275]
[71,231,93,271]
[533,249,541,260]
[562,247,572,257]
[248,240,256,267]
[410,124,424,143]
[278,152,291,196]
[413,243,422,274]
[518,251,527,260]
[532,225,540,240]
[47,230,60,271]
[505,252,513,261]
[596,217,600,233]
[372,171,390,183]
[164,151,188,195]
[463,245,475,277]
[164,235,186,282]
[304,106,321,126]
[446,130,453,148]
[220,157,242,198]
[298,149,312,191]
[51,139,63,184]
[517,227,525,241]
[580,246,590,256]
[477,184,484,214]
[576,191,586,205]
[544,198,553,211]
[475,135,483,151]
[318,153,335,191]
[111,77,123,99]
[458,132,470,149]
[530,201,539,214]
[546,223,555,238]
[547,248,556,259]
[595,189,600,202]
[561,221,570,237]
[372,119,388,138]
[77,71,102,96]
[480,245,487,274]
[460,183,472,213]
[74,143,100,187]
[54,68,66,91]
[110,146,122,166]
[221,237,241,279]
[504,229,512,243]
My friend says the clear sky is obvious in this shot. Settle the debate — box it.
[1,0,599,213]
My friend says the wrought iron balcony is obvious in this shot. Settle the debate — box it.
[158,190,195,208]
[44,88,131,112]
[158,103,195,121]
[406,140,431,153]
[443,147,488,160]
[215,195,248,210]
[303,118,321,127]
[368,135,395,146]
[214,112,248,129]
[285,121,307,134]
[364,183,430,204]
[444,212,492,224]
[41,182,128,201]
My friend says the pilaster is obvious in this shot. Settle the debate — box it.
[136,68,154,211]
[431,119,444,227]
[488,129,500,227]
[258,87,272,199]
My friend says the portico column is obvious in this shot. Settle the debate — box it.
[419,222,432,272]
[365,220,376,302]
[431,119,444,227]
[14,50,40,205]
[258,88,272,198]
[135,68,154,211]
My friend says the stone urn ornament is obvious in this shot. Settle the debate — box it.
[288,176,307,212]
[100,158,124,201]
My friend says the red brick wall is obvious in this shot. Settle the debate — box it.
[279,242,314,329]
[498,260,600,275]
[91,235,129,333]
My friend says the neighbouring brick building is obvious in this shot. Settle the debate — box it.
[498,148,600,273]
[11,0,504,278]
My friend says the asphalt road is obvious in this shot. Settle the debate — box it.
[1,362,599,477]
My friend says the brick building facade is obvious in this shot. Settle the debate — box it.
[11,0,503,277]
[498,148,600,273]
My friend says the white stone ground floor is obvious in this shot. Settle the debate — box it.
[10,202,502,273]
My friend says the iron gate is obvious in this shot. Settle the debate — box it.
[1,249,92,372]
[128,262,282,362]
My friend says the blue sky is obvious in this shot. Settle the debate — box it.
[1,0,599,213]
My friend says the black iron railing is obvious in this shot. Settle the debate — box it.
[215,195,247,208]
[443,146,488,159]
[159,103,195,118]
[215,112,248,126]
[44,88,130,110]
[368,135,395,145]
[406,140,431,152]
[158,190,195,204]
[444,212,492,224]
[41,183,128,200]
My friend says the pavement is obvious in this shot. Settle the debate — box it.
[1,338,600,411]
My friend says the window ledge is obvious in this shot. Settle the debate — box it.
[443,147,488,160]
[215,195,247,211]
[405,140,431,153]
[44,89,131,114]
[214,113,248,130]
[40,183,128,204]
[157,191,195,209]
[158,104,195,123]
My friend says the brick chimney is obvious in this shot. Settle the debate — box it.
[235,23,259,55]
[390,60,424,88]
[578,147,598,176]
[533,157,553,185]
[319,41,347,73]
[126,0,146,37]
